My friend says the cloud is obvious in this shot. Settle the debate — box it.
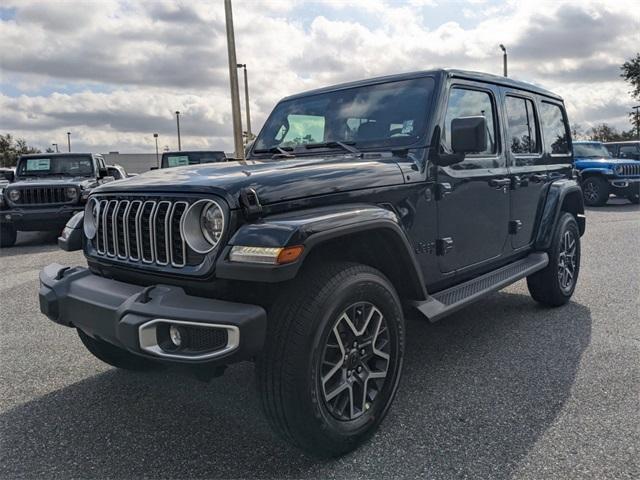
[0,0,638,153]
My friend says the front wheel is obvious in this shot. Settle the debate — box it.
[257,262,405,457]
[527,213,580,307]
[581,176,609,206]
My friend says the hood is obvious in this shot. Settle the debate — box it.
[94,155,406,208]
[10,176,97,189]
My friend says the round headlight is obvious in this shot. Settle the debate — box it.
[614,165,624,175]
[66,187,78,201]
[83,198,99,239]
[8,189,20,202]
[181,199,226,254]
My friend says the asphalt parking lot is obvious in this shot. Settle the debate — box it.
[0,200,638,480]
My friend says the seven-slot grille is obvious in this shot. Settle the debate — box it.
[93,198,190,268]
[619,164,640,176]
[9,186,73,205]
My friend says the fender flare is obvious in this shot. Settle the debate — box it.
[535,178,585,250]
[215,203,428,299]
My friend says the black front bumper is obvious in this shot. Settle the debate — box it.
[39,263,267,365]
[1,205,83,231]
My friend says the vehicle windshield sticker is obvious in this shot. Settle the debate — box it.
[167,155,189,167]
[26,159,51,171]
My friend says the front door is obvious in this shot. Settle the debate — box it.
[436,83,510,273]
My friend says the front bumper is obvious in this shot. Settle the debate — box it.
[39,263,267,365]
[1,205,83,231]
[609,177,640,188]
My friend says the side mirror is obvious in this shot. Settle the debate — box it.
[98,167,108,178]
[150,166,159,170]
[451,116,487,154]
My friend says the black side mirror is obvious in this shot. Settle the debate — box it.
[98,167,108,178]
[150,166,159,170]
[451,116,487,154]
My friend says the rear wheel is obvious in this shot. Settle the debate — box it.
[0,224,17,247]
[581,176,609,206]
[257,262,405,457]
[78,329,160,371]
[527,213,580,307]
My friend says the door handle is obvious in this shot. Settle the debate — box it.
[489,178,511,188]
[530,173,549,183]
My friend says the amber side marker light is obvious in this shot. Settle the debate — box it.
[229,245,304,265]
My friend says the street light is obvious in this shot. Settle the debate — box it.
[153,133,159,168]
[633,105,640,140]
[66,132,71,152]
[237,63,252,142]
[175,111,182,151]
[52,143,59,153]
[225,0,244,160]
[499,44,507,77]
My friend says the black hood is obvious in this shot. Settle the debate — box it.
[9,177,97,189]
[94,155,406,208]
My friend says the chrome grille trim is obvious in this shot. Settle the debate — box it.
[169,201,188,267]
[620,164,640,177]
[91,197,198,270]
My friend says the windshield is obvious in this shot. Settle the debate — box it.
[573,143,611,158]
[16,155,94,177]
[252,77,435,155]
[161,151,226,168]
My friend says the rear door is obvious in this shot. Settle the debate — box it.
[501,90,547,250]
[435,81,510,273]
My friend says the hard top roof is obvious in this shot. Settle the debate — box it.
[281,68,562,102]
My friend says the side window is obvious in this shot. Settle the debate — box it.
[442,87,499,169]
[505,96,540,161]
[540,102,570,155]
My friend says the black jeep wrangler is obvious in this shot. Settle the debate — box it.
[39,69,585,457]
[1,153,114,247]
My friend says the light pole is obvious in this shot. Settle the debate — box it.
[237,63,252,142]
[153,133,159,168]
[633,105,640,140]
[499,44,507,77]
[225,0,244,159]
[67,132,71,152]
[52,143,59,153]
[175,111,182,151]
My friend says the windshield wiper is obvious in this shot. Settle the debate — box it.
[253,146,296,159]
[304,141,361,155]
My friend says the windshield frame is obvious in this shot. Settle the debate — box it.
[573,142,611,159]
[249,75,437,159]
[16,154,95,178]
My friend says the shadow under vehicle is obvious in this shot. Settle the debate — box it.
[39,69,587,457]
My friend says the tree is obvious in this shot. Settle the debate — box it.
[0,134,41,168]
[621,53,640,139]
[588,123,635,142]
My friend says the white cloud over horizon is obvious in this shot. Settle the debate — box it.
[0,0,638,153]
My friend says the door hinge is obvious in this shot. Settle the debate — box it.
[509,220,523,234]
[436,237,454,256]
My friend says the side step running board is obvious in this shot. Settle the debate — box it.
[414,252,549,323]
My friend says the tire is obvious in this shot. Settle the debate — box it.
[0,224,17,247]
[527,213,580,307]
[78,329,160,371]
[581,176,609,206]
[257,261,405,457]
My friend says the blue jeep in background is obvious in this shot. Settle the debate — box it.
[573,141,640,206]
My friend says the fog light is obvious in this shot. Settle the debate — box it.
[169,325,183,347]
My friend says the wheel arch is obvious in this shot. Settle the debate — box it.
[535,179,585,250]
[216,204,429,302]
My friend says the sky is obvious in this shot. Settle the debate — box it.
[0,0,638,153]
